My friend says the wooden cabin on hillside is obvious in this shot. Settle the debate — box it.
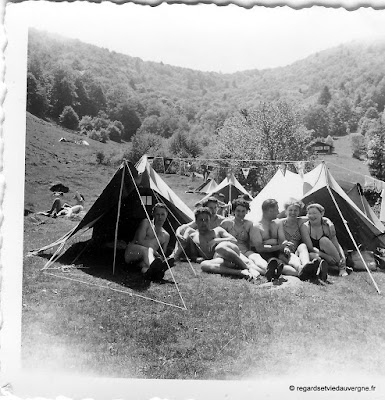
[311,141,333,154]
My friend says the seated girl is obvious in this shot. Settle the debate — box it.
[276,199,312,277]
[220,198,267,277]
[301,203,347,277]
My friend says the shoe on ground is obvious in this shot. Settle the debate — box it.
[274,261,284,280]
[299,259,319,281]
[144,258,167,281]
[266,259,279,282]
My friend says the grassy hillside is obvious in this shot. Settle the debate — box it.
[320,135,370,186]
[24,112,205,214]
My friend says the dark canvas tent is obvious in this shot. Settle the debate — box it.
[301,163,385,252]
[339,181,385,232]
[34,156,194,270]
[198,173,252,204]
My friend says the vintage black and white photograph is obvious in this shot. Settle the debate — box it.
[2,1,385,398]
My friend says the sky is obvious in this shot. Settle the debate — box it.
[5,1,385,73]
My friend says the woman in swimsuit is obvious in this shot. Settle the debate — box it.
[301,203,347,277]
[276,199,311,276]
[221,198,266,277]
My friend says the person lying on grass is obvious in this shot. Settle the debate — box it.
[170,197,226,261]
[220,198,266,278]
[124,202,173,281]
[37,191,85,218]
[275,198,325,282]
[250,198,288,282]
[175,207,260,281]
[301,203,348,278]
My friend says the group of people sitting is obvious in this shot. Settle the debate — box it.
[124,196,348,283]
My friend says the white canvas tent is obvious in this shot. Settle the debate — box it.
[198,173,251,204]
[194,178,218,194]
[248,169,304,221]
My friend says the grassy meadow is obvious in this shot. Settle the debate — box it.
[22,113,385,381]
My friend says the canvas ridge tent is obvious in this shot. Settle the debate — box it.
[194,178,218,194]
[301,163,385,253]
[198,173,252,205]
[248,168,305,221]
[33,156,194,273]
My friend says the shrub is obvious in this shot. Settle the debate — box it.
[59,106,79,130]
[88,129,101,142]
[79,116,94,133]
[107,124,122,143]
[351,133,366,160]
[99,128,109,143]
[96,151,105,164]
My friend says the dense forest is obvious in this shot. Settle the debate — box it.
[27,28,385,185]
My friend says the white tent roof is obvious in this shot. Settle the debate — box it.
[248,169,305,221]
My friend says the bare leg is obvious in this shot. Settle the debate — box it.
[319,237,341,264]
[201,258,255,279]
[48,198,63,216]
[124,243,156,273]
[297,243,310,266]
[246,252,268,275]
[214,242,249,270]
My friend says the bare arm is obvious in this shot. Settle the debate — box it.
[327,223,345,263]
[250,224,285,253]
[176,221,197,239]
[133,219,150,244]
[210,227,237,246]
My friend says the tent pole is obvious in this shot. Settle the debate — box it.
[126,165,188,310]
[326,185,381,294]
[112,162,126,275]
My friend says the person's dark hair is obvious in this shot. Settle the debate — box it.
[195,206,212,219]
[238,193,252,201]
[152,202,168,214]
[262,199,278,212]
[203,197,218,206]
[231,198,250,213]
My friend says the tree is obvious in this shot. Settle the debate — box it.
[50,67,78,118]
[169,131,202,158]
[214,101,313,185]
[372,77,385,112]
[59,106,79,130]
[109,101,142,141]
[128,132,164,163]
[27,72,49,117]
[327,97,352,136]
[303,104,329,138]
[366,126,385,180]
[318,85,332,106]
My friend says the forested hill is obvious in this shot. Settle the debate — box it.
[27,28,385,165]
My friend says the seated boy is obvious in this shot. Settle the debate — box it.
[124,203,171,281]
[176,207,260,281]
